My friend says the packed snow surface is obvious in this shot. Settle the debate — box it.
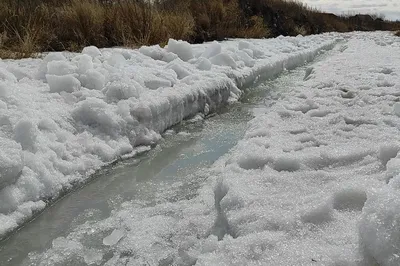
[20,32,400,265]
[0,34,338,237]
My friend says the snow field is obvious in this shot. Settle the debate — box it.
[23,31,400,265]
[0,34,340,237]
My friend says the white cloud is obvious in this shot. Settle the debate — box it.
[299,0,400,21]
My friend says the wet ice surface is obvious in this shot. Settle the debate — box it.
[17,32,400,266]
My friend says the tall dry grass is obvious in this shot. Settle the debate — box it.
[0,0,399,59]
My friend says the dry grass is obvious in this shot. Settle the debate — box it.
[395,31,400,37]
[0,0,399,59]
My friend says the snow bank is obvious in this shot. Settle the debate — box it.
[0,33,339,238]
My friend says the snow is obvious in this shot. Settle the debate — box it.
[21,31,400,265]
[0,32,350,246]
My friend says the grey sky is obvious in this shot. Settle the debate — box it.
[299,0,400,21]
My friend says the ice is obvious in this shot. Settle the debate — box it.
[394,102,400,116]
[82,46,102,58]
[47,60,76,76]
[75,54,94,74]
[210,53,237,69]
[0,137,22,189]
[237,50,255,67]
[201,41,222,59]
[0,82,8,97]
[6,66,31,81]
[0,67,17,82]
[272,156,301,172]
[196,57,212,71]
[102,229,125,246]
[79,69,106,90]
[139,45,164,60]
[72,97,120,136]
[386,158,400,181]
[300,202,334,225]
[166,62,191,79]
[37,52,67,79]
[332,188,367,211]
[14,119,37,151]
[144,77,172,90]
[378,144,400,166]
[107,53,126,67]
[166,39,193,61]
[103,80,140,102]
[359,175,400,266]
[46,74,81,93]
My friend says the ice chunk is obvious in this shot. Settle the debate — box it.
[386,158,400,181]
[210,53,237,69]
[83,248,103,265]
[166,39,193,61]
[237,50,255,67]
[75,54,94,74]
[46,74,81,93]
[394,102,400,117]
[238,41,251,50]
[47,60,76,76]
[107,53,126,67]
[162,52,178,62]
[272,156,300,172]
[201,41,222,59]
[359,176,400,266]
[72,97,119,136]
[6,66,32,80]
[0,99,6,109]
[332,188,367,211]
[104,80,140,102]
[80,69,105,90]
[0,82,8,97]
[139,45,164,60]
[37,52,67,79]
[38,118,59,132]
[0,68,17,82]
[82,46,102,58]
[144,77,172,90]
[196,57,212,71]
[0,137,22,189]
[301,202,333,225]
[378,144,400,166]
[14,119,37,151]
[103,229,124,246]
[166,62,191,79]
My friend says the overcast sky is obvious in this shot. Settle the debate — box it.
[299,0,400,21]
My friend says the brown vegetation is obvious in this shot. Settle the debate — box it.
[0,0,399,59]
